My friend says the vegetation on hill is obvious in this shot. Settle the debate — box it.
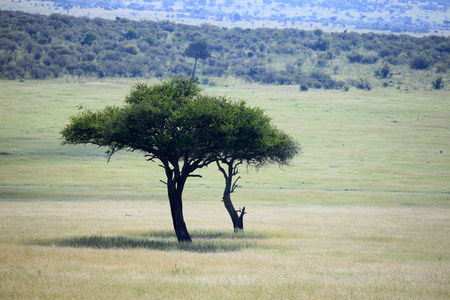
[4,0,450,34]
[1,10,449,89]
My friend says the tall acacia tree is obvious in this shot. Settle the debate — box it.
[61,78,229,242]
[215,102,299,232]
[184,40,211,78]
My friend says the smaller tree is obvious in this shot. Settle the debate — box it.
[215,101,299,232]
[184,40,211,78]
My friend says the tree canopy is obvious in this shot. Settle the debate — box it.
[184,40,211,77]
[61,77,298,242]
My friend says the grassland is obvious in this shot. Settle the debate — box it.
[0,78,449,299]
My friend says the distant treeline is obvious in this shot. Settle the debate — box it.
[23,0,450,34]
[1,10,449,88]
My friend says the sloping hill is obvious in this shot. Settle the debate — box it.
[0,10,448,90]
[1,0,449,35]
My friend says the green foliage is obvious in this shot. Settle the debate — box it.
[81,31,99,46]
[409,54,432,70]
[184,40,211,60]
[347,51,378,64]
[1,10,449,85]
[351,78,372,90]
[122,44,139,55]
[374,62,392,78]
[61,78,298,240]
[216,100,299,167]
[124,28,139,40]
[141,35,156,45]
[302,70,345,90]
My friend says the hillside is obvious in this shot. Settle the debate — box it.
[0,10,449,90]
[1,0,449,35]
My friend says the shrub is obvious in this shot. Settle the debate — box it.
[310,37,330,51]
[123,44,139,55]
[81,31,98,46]
[435,64,447,73]
[374,62,392,78]
[141,35,156,45]
[124,28,139,40]
[303,70,344,90]
[351,78,372,90]
[432,76,444,89]
[347,52,363,63]
[300,84,308,91]
[410,54,432,70]
[81,52,96,62]
[348,52,378,64]
[360,55,378,64]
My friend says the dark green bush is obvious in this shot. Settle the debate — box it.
[410,54,432,70]
[300,84,308,91]
[351,78,372,90]
[374,62,392,78]
[432,76,444,89]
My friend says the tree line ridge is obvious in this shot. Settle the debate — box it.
[0,10,448,89]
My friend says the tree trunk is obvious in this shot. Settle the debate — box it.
[222,191,245,232]
[219,159,245,232]
[192,58,198,78]
[167,177,192,243]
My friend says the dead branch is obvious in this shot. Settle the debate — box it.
[236,206,246,217]
[231,176,241,193]
[188,174,202,178]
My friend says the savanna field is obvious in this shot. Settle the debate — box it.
[0,77,449,299]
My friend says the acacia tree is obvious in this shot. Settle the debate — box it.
[215,102,299,232]
[184,40,211,78]
[61,77,230,242]
[61,77,298,242]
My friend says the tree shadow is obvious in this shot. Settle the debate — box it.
[32,230,267,253]
[136,229,270,240]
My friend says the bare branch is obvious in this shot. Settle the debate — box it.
[188,174,202,178]
[216,161,227,179]
[145,154,157,162]
[237,207,246,217]
[231,176,241,193]
[106,147,117,163]
[232,160,243,176]
[160,180,167,186]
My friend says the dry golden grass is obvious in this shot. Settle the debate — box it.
[1,196,449,299]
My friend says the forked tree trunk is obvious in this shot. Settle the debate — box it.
[167,176,192,243]
[222,191,245,232]
[218,160,246,232]
[192,58,198,78]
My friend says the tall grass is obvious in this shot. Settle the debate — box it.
[0,78,449,299]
